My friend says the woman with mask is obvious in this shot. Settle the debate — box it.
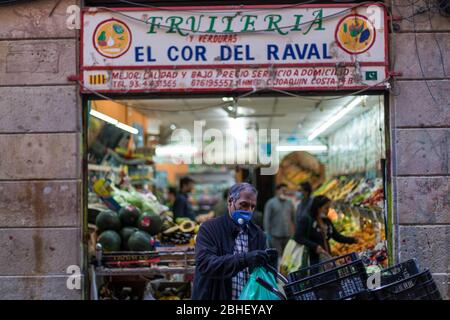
[294,195,358,267]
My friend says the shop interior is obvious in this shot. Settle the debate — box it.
[86,93,389,300]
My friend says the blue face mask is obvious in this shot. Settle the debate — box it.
[231,210,253,226]
[296,192,304,200]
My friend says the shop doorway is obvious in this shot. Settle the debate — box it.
[84,91,391,300]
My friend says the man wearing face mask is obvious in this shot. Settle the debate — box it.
[263,183,296,259]
[192,183,276,300]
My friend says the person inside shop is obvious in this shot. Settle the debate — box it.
[212,188,230,217]
[192,182,277,300]
[167,186,177,208]
[294,195,358,267]
[263,183,296,258]
[172,176,196,221]
[296,181,314,222]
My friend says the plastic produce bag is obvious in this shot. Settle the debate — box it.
[239,267,281,300]
[279,239,308,276]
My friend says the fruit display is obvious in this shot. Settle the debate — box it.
[120,227,139,250]
[158,217,200,245]
[360,241,389,269]
[96,210,122,232]
[118,205,141,227]
[276,151,325,190]
[97,230,122,252]
[315,176,384,210]
[95,204,158,252]
[137,211,163,236]
[128,230,156,251]
[330,218,386,258]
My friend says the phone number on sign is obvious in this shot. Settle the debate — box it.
[191,79,235,88]
[113,80,178,89]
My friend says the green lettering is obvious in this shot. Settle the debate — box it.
[291,15,304,31]
[264,14,288,36]
[166,16,189,36]
[221,15,236,33]
[146,16,163,34]
[240,15,258,32]
[303,9,325,35]
[206,16,218,33]
[187,15,204,32]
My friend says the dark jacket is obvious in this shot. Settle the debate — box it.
[192,213,267,300]
[294,214,356,265]
[295,197,313,223]
[172,193,195,220]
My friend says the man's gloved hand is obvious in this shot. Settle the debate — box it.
[243,250,269,269]
[265,248,279,270]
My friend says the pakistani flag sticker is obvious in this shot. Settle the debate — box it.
[365,71,378,81]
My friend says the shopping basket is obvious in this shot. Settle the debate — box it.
[256,253,369,300]
[288,252,360,282]
[369,259,442,300]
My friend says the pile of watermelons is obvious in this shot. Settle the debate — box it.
[95,204,162,252]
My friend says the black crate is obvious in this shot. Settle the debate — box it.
[371,270,442,300]
[283,259,368,300]
[288,252,360,282]
[378,259,420,286]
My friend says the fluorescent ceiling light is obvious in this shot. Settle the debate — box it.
[222,97,233,102]
[308,96,364,141]
[116,122,139,135]
[276,145,328,152]
[90,109,138,135]
[155,145,198,157]
[90,109,118,125]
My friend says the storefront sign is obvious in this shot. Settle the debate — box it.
[81,4,388,93]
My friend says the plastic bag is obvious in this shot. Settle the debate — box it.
[279,239,309,276]
[239,267,281,300]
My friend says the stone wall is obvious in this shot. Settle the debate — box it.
[389,0,450,299]
[0,0,448,300]
[0,0,82,299]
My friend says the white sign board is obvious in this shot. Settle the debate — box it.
[81,4,388,93]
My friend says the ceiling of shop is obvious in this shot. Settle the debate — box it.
[119,95,383,142]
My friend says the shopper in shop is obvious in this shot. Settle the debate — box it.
[294,195,358,267]
[263,183,296,258]
[173,176,196,221]
[167,186,177,208]
[296,181,314,221]
[192,182,277,300]
[212,188,229,217]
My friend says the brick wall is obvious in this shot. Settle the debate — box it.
[0,0,82,299]
[388,0,449,299]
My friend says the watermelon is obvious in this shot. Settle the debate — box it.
[97,230,121,252]
[128,231,155,251]
[120,227,138,250]
[137,211,162,236]
[96,210,121,232]
[118,205,141,227]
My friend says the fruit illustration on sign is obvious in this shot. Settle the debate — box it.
[93,19,132,58]
[335,14,376,54]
